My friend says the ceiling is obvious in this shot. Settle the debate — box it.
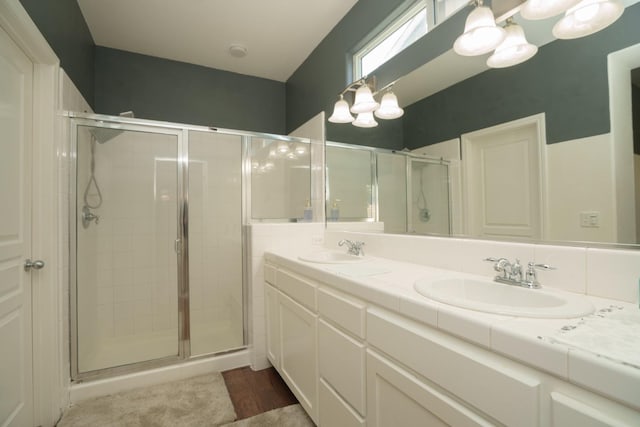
[77,0,358,82]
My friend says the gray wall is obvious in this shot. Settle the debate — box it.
[287,1,640,150]
[19,0,95,106]
[286,0,409,148]
[403,3,640,149]
[94,47,286,133]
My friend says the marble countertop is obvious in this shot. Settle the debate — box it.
[265,249,640,411]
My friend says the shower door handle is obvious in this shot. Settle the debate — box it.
[174,239,182,254]
[24,259,45,271]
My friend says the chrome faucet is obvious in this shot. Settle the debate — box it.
[81,205,100,228]
[484,257,555,289]
[338,239,365,256]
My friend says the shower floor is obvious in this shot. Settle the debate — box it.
[79,322,243,374]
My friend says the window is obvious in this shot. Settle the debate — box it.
[353,0,468,80]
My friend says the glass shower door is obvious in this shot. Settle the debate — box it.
[188,130,244,356]
[74,122,182,374]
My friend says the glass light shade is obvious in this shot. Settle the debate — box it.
[520,0,582,20]
[294,143,307,155]
[276,141,290,153]
[453,6,506,56]
[350,85,379,114]
[374,92,404,119]
[352,112,378,128]
[328,96,354,123]
[487,23,538,68]
[552,0,624,39]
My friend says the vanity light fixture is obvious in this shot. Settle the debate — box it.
[375,91,405,120]
[520,0,582,20]
[454,0,626,67]
[328,76,404,127]
[453,0,506,56]
[327,95,354,123]
[353,111,379,128]
[552,0,624,39]
[487,19,538,68]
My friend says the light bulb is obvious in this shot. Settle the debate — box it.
[520,0,582,20]
[351,84,379,114]
[487,22,538,68]
[453,6,506,56]
[352,111,378,128]
[552,0,624,39]
[375,92,404,119]
[328,95,354,123]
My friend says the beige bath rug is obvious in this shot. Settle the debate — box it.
[221,404,314,427]
[57,372,237,427]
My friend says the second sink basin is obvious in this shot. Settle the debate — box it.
[298,251,364,264]
[414,277,595,318]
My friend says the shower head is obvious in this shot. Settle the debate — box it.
[90,127,123,144]
[89,111,135,144]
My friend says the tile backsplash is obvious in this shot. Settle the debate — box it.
[324,231,640,304]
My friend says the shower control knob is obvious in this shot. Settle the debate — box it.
[24,259,45,272]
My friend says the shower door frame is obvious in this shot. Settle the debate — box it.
[69,113,252,381]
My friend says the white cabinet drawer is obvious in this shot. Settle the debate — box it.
[264,262,277,285]
[319,319,366,416]
[318,286,366,339]
[367,350,494,427]
[551,392,640,427]
[276,268,316,311]
[367,308,540,427]
[320,379,365,427]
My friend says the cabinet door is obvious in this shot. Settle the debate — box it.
[551,392,639,427]
[367,350,493,427]
[318,319,365,415]
[320,379,365,427]
[279,292,318,422]
[265,283,280,367]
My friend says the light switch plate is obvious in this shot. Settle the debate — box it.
[580,211,600,228]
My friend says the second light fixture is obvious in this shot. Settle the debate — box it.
[328,77,404,128]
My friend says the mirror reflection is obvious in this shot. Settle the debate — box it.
[325,4,640,246]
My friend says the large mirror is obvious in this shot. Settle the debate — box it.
[325,1,640,247]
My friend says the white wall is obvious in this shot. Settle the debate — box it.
[324,230,640,304]
[289,111,326,222]
[546,134,616,243]
[248,223,324,370]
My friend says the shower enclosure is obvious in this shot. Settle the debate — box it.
[69,113,305,379]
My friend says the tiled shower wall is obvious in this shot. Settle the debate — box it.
[76,129,179,370]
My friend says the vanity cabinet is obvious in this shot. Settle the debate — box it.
[264,260,640,427]
[317,286,367,426]
[264,266,318,423]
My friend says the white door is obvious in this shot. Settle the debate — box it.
[0,25,34,427]
[462,116,545,240]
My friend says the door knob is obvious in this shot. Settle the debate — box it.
[24,259,45,271]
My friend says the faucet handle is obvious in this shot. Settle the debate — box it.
[528,262,556,271]
[483,257,500,262]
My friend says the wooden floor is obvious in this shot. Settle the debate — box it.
[222,366,298,420]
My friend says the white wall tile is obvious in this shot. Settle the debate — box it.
[586,248,640,303]
[534,245,587,294]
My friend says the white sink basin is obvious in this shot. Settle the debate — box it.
[298,251,364,264]
[414,278,595,318]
